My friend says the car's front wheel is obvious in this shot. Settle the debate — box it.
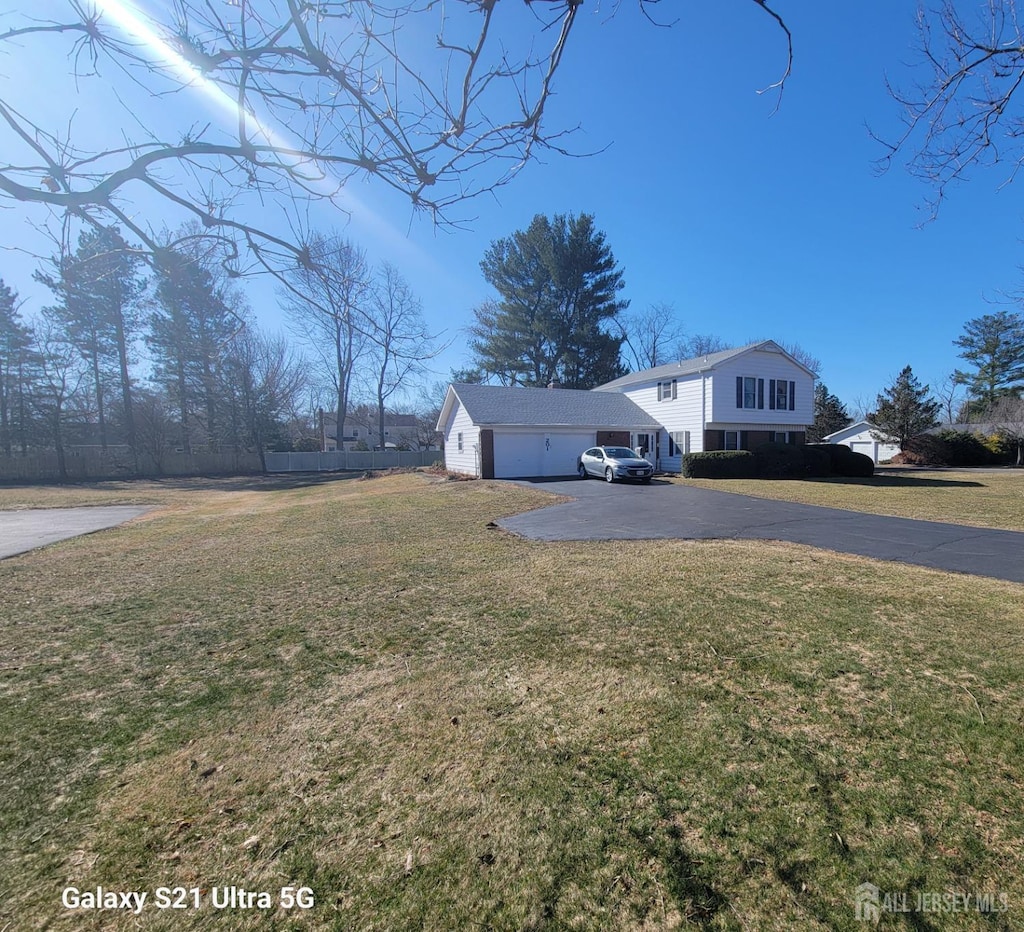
[578,463,587,479]
[605,467,615,483]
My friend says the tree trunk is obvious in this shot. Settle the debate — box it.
[91,350,107,450]
[176,356,191,456]
[113,310,136,458]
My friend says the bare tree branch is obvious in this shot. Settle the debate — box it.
[0,1,792,272]
[875,1,1024,215]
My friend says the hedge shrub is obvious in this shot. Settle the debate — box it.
[807,443,874,477]
[681,450,757,478]
[755,442,831,478]
[682,444,874,479]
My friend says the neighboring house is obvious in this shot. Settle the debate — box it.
[438,341,815,478]
[323,411,438,451]
[823,421,901,464]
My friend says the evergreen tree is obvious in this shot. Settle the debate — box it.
[869,366,940,448]
[953,310,1024,410]
[0,279,32,456]
[35,227,143,451]
[807,383,851,442]
[148,247,242,453]
[470,213,627,389]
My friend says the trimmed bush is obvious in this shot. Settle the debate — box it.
[754,442,831,478]
[806,443,874,477]
[838,449,874,477]
[681,451,757,478]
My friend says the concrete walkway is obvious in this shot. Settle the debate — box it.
[0,507,152,560]
[498,479,1024,584]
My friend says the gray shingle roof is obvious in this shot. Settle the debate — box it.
[451,383,661,428]
[593,340,808,391]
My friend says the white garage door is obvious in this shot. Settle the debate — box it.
[492,431,595,478]
[542,432,595,477]
[850,441,876,462]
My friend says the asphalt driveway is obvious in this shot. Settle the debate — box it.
[498,479,1024,584]
[0,506,152,560]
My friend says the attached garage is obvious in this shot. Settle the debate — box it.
[491,430,596,478]
[438,383,661,479]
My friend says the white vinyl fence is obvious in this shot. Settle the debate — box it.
[264,450,441,472]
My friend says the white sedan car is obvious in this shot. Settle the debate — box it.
[577,446,654,483]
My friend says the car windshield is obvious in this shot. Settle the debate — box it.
[604,447,639,459]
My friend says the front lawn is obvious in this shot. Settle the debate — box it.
[678,469,1024,531]
[1,474,1021,929]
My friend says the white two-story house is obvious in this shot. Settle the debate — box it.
[592,340,815,474]
[437,341,815,478]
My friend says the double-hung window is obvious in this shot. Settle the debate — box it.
[668,431,690,457]
[457,432,464,452]
[743,377,757,409]
[724,430,740,450]
[774,380,789,410]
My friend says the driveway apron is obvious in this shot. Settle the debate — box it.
[498,480,1024,584]
[0,506,152,560]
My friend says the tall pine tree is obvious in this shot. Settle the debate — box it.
[35,227,143,451]
[807,383,851,442]
[148,247,243,453]
[870,366,940,448]
[0,279,32,456]
[953,310,1024,411]
[470,213,627,389]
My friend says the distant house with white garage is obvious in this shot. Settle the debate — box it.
[437,341,816,478]
[823,421,901,464]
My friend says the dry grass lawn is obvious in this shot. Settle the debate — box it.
[679,469,1024,531]
[1,473,1022,929]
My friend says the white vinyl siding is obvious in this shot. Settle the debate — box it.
[619,376,705,469]
[442,400,481,476]
[709,349,813,427]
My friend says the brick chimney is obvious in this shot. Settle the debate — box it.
[547,378,561,389]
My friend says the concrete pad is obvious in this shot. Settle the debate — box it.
[0,506,152,559]
[498,479,1024,584]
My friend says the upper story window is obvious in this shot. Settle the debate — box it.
[742,376,757,409]
[774,380,789,410]
[659,379,676,401]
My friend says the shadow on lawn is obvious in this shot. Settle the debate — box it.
[818,475,985,489]
[5,471,372,494]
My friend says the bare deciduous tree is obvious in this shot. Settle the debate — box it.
[0,1,791,271]
[616,302,689,371]
[281,234,370,447]
[933,371,966,425]
[877,2,1024,213]
[682,333,732,358]
[365,263,446,451]
[29,319,89,480]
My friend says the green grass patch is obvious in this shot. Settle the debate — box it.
[1,474,1022,929]
[679,469,1024,531]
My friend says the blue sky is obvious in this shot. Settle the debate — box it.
[2,1,1023,415]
